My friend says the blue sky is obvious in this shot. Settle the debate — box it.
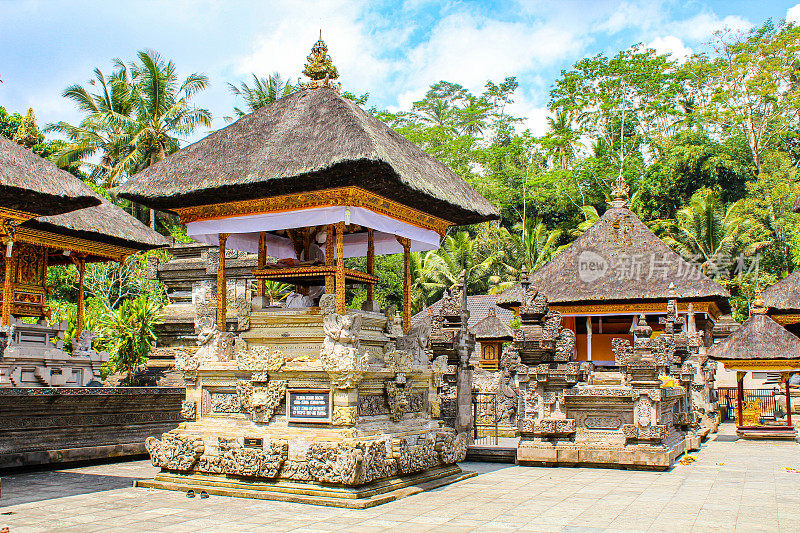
[1,0,798,142]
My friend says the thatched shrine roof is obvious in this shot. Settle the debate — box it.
[471,307,513,340]
[117,88,499,226]
[708,313,800,361]
[762,269,800,312]
[24,188,168,253]
[497,206,729,309]
[0,136,100,216]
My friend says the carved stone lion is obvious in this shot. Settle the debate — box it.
[320,313,368,389]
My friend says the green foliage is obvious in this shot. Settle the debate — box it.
[98,296,163,383]
[228,73,294,119]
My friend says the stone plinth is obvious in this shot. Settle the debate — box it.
[141,301,470,506]
[0,387,183,469]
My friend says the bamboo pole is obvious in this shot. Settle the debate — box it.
[217,233,229,330]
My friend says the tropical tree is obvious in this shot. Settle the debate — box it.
[228,72,294,120]
[99,296,163,385]
[46,62,136,185]
[420,231,504,301]
[659,188,748,277]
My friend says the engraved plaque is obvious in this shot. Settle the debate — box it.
[287,389,331,423]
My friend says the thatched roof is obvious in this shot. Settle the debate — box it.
[410,294,514,331]
[472,307,513,340]
[762,269,800,312]
[497,206,729,309]
[117,88,498,226]
[24,188,168,253]
[708,313,800,361]
[0,136,100,216]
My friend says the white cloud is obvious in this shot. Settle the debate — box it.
[788,4,800,24]
[233,1,399,95]
[648,36,692,62]
[404,12,583,95]
[672,12,751,42]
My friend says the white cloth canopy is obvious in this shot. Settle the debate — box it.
[187,205,442,258]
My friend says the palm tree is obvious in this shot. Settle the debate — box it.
[421,232,504,301]
[228,73,294,120]
[542,108,582,168]
[490,219,564,294]
[108,50,212,226]
[46,63,137,186]
[659,188,747,276]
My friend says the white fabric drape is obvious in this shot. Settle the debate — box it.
[186,205,442,258]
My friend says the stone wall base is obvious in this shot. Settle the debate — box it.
[516,438,689,470]
[0,443,147,470]
[134,465,476,509]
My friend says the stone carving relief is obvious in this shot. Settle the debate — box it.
[216,438,288,478]
[195,316,235,363]
[237,343,285,373]
[320,313,368,389]
[210,393,241,413]
[385,381,410,422]
[395,322,430,368]
[145,433,205,471]
[180,400,197,421]
[331,405,358,426]
[237,379,287,424]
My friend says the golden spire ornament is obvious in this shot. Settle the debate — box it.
[610,172,629,209]
[300,30,340,91]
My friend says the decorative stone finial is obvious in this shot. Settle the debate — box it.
[610,172,629,209]
[301,31,340,91]
[751,282,768,315]
[632,314,653,339]
[487,307,496,318]
[520,265,529,287]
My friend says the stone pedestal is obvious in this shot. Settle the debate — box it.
[140,305,471,506]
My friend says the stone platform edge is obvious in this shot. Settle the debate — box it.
[134,465,478,509]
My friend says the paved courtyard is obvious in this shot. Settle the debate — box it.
[1,424,798,533]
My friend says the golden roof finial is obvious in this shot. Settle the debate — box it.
[301,31,340,91]
[610,171,629,209]
[752,279,767,315]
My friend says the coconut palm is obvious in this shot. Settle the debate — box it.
[228,73,294,120]
[46,63,137,186]
[659,188,748,276]
[422,231,504,300]
[490,219,564,294]
[541,108,582,168]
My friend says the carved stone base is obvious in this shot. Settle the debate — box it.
[516,436,690,470]
[135,465,476,508]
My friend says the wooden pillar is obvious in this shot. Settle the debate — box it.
[1,237,12,326]
[396,236,411,334]
[74,256,86,338]
[217,233,229,330]
[736,371,745,428]
[585,316,592,362]
[257,231,267,298]
[335,222,345,314]
[367,228,375,302]
[786,373,793,427]
[325,224,334,295]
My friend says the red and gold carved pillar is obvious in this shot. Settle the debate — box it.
[325,224,335,295]
[74,256,86,338]
[367,228,375,303]
[396,236,411,334]
[217,233,229,330]
[335,222,345,314]
[736,371,745,428]
[1,237,12,326]
[257,231,267,298]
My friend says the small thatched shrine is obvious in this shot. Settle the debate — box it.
[708,298,799,438]
[471,308,512,371]
[0,135,99,219]
[497,176,729,365]
[117,37,497,506]
[762,269,800,337]
[0,138,167,387]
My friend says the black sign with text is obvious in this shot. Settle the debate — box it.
[287,389,331,422]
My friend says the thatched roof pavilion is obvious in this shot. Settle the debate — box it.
[116,41,498,331]
[117,87,498,227]
[0,136,99,218]
[708,307,800,438]
[762,269,800,335]
[496,176,729,365]
[472,307,513,341]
